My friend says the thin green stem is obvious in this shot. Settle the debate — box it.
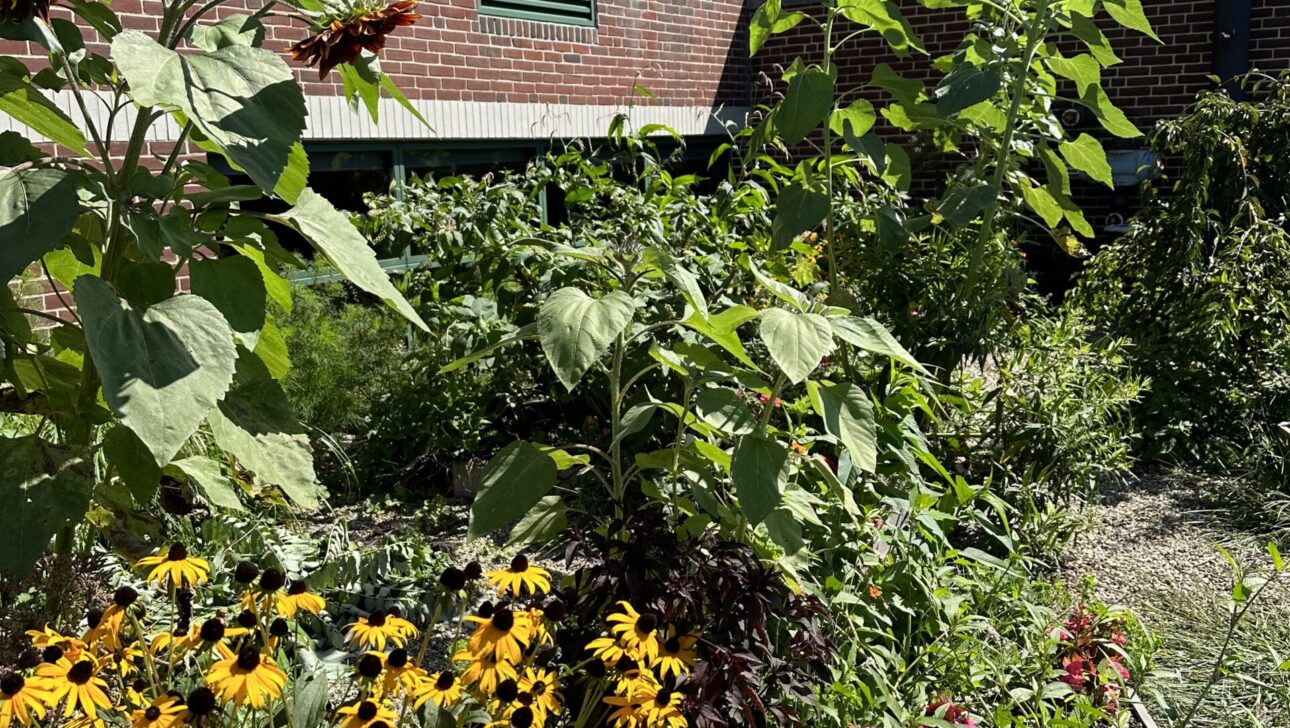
[608,333,626,503]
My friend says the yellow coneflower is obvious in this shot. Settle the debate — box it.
[36,656,111,717]
[612,659,659,698]
[651,632,698,679]
[517,667,561,722]
[376,649,422,698]
[345,610,406,652]
[134,544,210,589]
[152,620,249,656]
[455,649,517,695]
[465,607,532,664]
[525,608,553,649]
[205,647,287,709]
[277,581,326,618]
[637,686,686,728]
[102,645,146,681]
[130,696,185,728]
[587,635,631,666]
[607,602,660,661]
[337,699,396,728]
[413,670,463,709]
[64,715,107,728]
[385,607,419,640]
[486,555,551,597]
[125,678,149,708]
[0,672,50,728]
[603,695,645,728]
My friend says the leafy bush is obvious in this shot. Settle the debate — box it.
[1073,83,1290,480]
[943,312,1144,507]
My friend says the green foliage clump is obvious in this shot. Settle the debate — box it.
[1074,83,1290,480]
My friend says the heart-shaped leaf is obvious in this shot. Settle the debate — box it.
[731,435,789,525]
[76,276,237,467]
[0,436,92,578]
[759,308,835,384]
[538,287,636,391]
[469,441,558,539]
[0,167,78,282]
[808,380,878,473]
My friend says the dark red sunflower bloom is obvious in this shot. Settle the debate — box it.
[288,0,421,79]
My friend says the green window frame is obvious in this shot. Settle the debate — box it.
[477,0,595,27]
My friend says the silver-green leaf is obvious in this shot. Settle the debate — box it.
[538,287,636,391]
[758,308,834,384]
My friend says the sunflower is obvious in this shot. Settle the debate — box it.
[651,632,698,679]
[345,610,406,651]
[455,649,517,695]
[486,555,551,598]
[466,607,532,664]
[287,0,422,79]
[0,672,50,728]
[206,647,287,709]
[277,580,326,618]
[607,602,660,661]
[638,687,686,728]
[130,697,185,728]
[36,656,111,717]
[337,700,396,728]
[517,667,561,722]
[134,544,210,589]
[413,671,463,709]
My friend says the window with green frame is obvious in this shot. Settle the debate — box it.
[478,0,595,27]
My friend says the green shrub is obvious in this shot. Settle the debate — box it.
[943,311,1144,507]
[1073,84,1290,480]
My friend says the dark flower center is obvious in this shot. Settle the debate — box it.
[166,543,188,561]
[114,586,139,608]
[492,608,514,632]
[464,561,483,580]
[387,649,408,668]
[387,606,402,618]
[435,672,455,690]
[511,706,535,728]
[510,554,529,572]
[636,613,658,634]
[132,679,147,692]
[370,723,391,728]
[68,660,94,685]
[187,687,216,715]
[655,689,673,707]
[541,598,566,622]
[17,648,40,670]
[200,619,226,643]
[234,561,260,584]
[531,680,547,695]
[145,707,162,721]
[496,678,518,703]
[367,609,387,627]
[42,646,63,663]
[439,567,466,591]
[236,648,261,671]
[260,568,286,592]
[237,610,258,629]
[86,608,103,629]
[358,654,383,678]
[477,602,495,619]
[357,701,378,721]
[288,580,308,596]
[270,618,290,637]
[1,672,24,696]
[517,691,534,706]
[615,656,638,673]
[664,636,681,653]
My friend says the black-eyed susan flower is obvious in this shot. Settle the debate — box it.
[134,544,210,589]
[378,649,422,697]
[638,687,686,728]
[487,555,551,598]
[130,696,185,728]
[611,658,659,698]
[607,602,660,661]
[517,667,561,722]
[345,609,406,651]
[205,647,287,709]
[184,687,217,720]
[455,648,517,695]
[525,608,553,649]
[413,671,462,709]
[26,627,84,662]
[337,699,396,728]
[37,656,111,717]
[277,580,326,618]
[466,607,532,664]
[125,678,149,708]
[651,632,698,679]
[385,606,418,640]
[0,671,50,728]
[603,695,645,728]
[153,619,249,656]
[586,635,631,666]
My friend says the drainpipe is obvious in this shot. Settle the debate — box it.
[1213,0,1252,99]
